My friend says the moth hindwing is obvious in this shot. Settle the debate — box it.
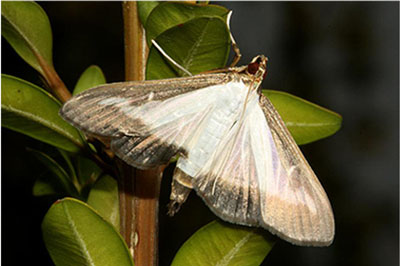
[60,55,334,247]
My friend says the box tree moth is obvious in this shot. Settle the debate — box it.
[60,42,334,247]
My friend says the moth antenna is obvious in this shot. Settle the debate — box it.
[227,11,242,67]
[151,39,193,77]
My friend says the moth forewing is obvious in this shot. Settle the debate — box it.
[59,55,335,247]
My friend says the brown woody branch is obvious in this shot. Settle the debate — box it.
[121,2,163,265]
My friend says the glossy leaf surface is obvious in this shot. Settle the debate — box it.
[2,1,53,75]
[1,75,84,152]
[87,175,120,230]
[137,1,159,26]
[145,2,228,46]
[76,155,102,186]
[58,149,79,188]
[42,198,133,266]
[73,65,106,96]
[33,175,62,196]
[30,149,78,197]
[146,17,230,80]
[172,220,274,266]
[264,90,342,145]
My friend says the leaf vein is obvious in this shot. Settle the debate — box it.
[215,232,254,266]
[181,19,211,73]
[64,203,95,266]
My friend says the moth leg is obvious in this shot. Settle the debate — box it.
[226,11,242,67]
[167,167,193,216]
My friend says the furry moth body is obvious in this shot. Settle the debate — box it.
[60,55,334,246]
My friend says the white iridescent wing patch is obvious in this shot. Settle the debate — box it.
[110,81,248,169]
[175,81,249,178]
[187,89,264,225]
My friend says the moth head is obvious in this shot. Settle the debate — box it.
[247,55,268,80]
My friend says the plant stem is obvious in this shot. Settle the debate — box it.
[36,51,71,102]
[123,1,147,81]
[121,2,163,265]
[44,66,71,102]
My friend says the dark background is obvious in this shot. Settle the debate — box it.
[2,2,398,266]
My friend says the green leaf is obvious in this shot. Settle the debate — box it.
[145,2,229,46]
[73,65,106,96]
[29,149,79,198]
[58,149,79,188]
[146,16,230,80]
[1,74,84,152]
[33,174,65,197]
[76,155,102,186]
[264,90,342,145]
[172,220,274,266]
[42,198,133,266]
[87,175,120,230]
[137,1,159,26]
[2,1,53,75]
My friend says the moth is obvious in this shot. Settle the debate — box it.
[60,52,334,247]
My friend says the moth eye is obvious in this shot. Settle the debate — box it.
[247,62,259,74]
